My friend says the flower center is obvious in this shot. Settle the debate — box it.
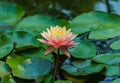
[51,27,66,39]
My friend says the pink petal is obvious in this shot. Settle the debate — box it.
[37,39,48,44]
[60,47,71,58]
[66,41,79,47]
[61,34,77,45]
[45,45,55,55]
[41,32,51,41]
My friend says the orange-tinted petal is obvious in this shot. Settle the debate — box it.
[60,47,71,58]
[45,45,55,55]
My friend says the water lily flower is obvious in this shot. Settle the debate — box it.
[37,25,78,58]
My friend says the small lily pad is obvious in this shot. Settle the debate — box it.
[110,39,120,50]
[92,53,120,65]
[69,40,97,59]
[105,65,120,76]
[61,60,104,76]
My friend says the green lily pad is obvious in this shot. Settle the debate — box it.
[6,53,54,79]
[0,31,42,58]
[110,39,120,50]
[17,48,54,63]
[41,75,54,83]
[0,34,13,58]
[92,53,120,65]
[1,75,16,83]
[11,31,41,50]
[70,11,120,39]
[16,15,59,32]
[69,40,96,59]
[55,80,73,83]
[0,23,13,34]
[0,1,24,25]
[0,61,11,78]
[112,78,120,83]
[61,60,104,76]
[105,65,120,76]
[5,31,41,50]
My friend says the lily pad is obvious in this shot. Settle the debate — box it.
[0,61,11,78]
[69,40,97,59]
[6,53,54,79]
[61,60,104,76]
[0,1,24,25]
[110,39,120,50]
[16,15,60,32]
[92,53,120,65]
[1,75,16,83]
[0,23,13,34]
[112,78,120,83]
[55,80,73,83]
[0,34,13,58]
[17,48,54,63]
[41,75,54,83]
[70,11,120,39]
[4,31,41,50]
[11,31,41,50]
[105,65,120,76]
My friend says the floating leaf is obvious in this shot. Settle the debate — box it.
[59,19,70,29]
[55,80,73,83]
[61,60,104,76]
[0,34,13,58]
[110,39,120,50]
[1,75,16,83]
[62,72,86,83]
[0,61,11,78]
[16,15,59,32]
[105,65,120,76]
[0,1,24,25]
[92,53,120,65]
[70,11,120,39]
[69,40,96,59]
[0,23,13,34]
[6,53,54,79]
[42,75,54,83]
[112,78,120,83]
[11,31,41,50]
[17,48,54,63]
[3,31,41,51]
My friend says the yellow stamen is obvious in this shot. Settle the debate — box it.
[49,26,67,39]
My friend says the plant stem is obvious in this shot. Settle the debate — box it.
[53,48,60,80]
[105,0,111,14]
